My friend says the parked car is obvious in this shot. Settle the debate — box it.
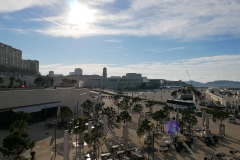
[18,85,29,88]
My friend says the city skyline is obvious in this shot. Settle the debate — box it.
[1,0,240,82]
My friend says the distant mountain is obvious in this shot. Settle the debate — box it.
[185,80,240,88]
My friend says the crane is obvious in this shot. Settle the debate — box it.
[186,70,192,86]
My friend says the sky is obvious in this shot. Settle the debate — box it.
[0,0,240,83]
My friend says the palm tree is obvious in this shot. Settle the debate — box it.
[101,107,117,127]
[84,128,106,158]
[171,90,178,98]
[145,100,154,113]
[116,110,132,124]
[69,118,87,145]
[212,110,228,135]
[137,119,155,149]
[95,104,102,119]
[181,108,198,141]
[59,106,73,123]
[119,97,132,111]
[162,105,174,121]
[152,109,167,133]
[132,104,143,112]
[82,99,95,114]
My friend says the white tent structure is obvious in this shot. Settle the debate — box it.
[138,115,142,129]
[80,108,83,118]
[202,110,206,126]
[64,130,69,160]
[205,114,210,134]
[103,115,108,136]
[88,121,92,134]
[123,123,129,149]
[176,109,179,124]
[57,107,61,122]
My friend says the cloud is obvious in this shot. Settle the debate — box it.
[105,39,122,43]
[148,47,185,53]
[2,14,12,19]
[1,0,233,39]
[123,53,128,56]
[0,0,58,13]
[168,47,185,51]
[39,54,240,83]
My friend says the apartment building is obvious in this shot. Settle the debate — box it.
[0,42,22,68]
[22,59,39,72]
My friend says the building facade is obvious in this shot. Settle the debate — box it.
[75,68,83,76]
[0,42,22,68]
[22,59,39,72]
[102,73,143,90]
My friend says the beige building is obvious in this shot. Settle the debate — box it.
[22,59,39,72]
[0,42,22,68]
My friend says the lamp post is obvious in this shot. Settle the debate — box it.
[55,120,57,158]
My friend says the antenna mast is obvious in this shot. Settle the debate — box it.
[186,70,192,86]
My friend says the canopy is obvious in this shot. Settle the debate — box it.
[12,106,41,113]
[38,102,61,109]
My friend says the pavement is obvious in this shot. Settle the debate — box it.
[0,90,240,160]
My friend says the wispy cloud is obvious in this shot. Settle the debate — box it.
[2,14,12,19]
[148,47,185,53]
[168,47,185,51]
[123,53,128,56]
[4,0,238,39]
[105,39,122,43]
[39,54,240,83]
[0,0,58,13]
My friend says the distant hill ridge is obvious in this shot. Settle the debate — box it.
[185,80,240,88]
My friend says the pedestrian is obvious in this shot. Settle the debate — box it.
[30,151,36,160]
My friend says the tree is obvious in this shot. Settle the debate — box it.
[116,110,132,124]
[0,77,4,86]
[69,117,87,145]
[95,104,102,119]
[0,119,35,159]
[34,77,44,86]
[15,78,22,86]
[162,105,174,120]
[119,97,132,110]
[187,87,192,93]
[70,79,77,87]
[9,76,15,88]
[132,104,143,112]
[9,120,29,133]
[145,100,155,113]
[171,90,177,98]
[212,110,228,135]
[59,106,73,122]
[137,119,155,148]
[101,107,117,127]
[81,99,95,114]
[182,88,187,94]
[181,108,198,141]
[0,131,35,159]
[11,111,32,126]
[84,128,106,158]
[152,109,167,132]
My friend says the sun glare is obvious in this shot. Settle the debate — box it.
[68,1,95,29]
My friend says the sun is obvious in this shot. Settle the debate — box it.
[68,1,95,29]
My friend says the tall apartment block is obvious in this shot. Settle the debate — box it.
[0,42,22,68]
[0,42,39,72]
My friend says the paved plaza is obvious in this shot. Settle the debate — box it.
[0,90,240,160]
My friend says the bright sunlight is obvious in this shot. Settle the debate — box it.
[68,1,95,29]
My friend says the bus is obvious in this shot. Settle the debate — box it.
[167,99,196,111]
